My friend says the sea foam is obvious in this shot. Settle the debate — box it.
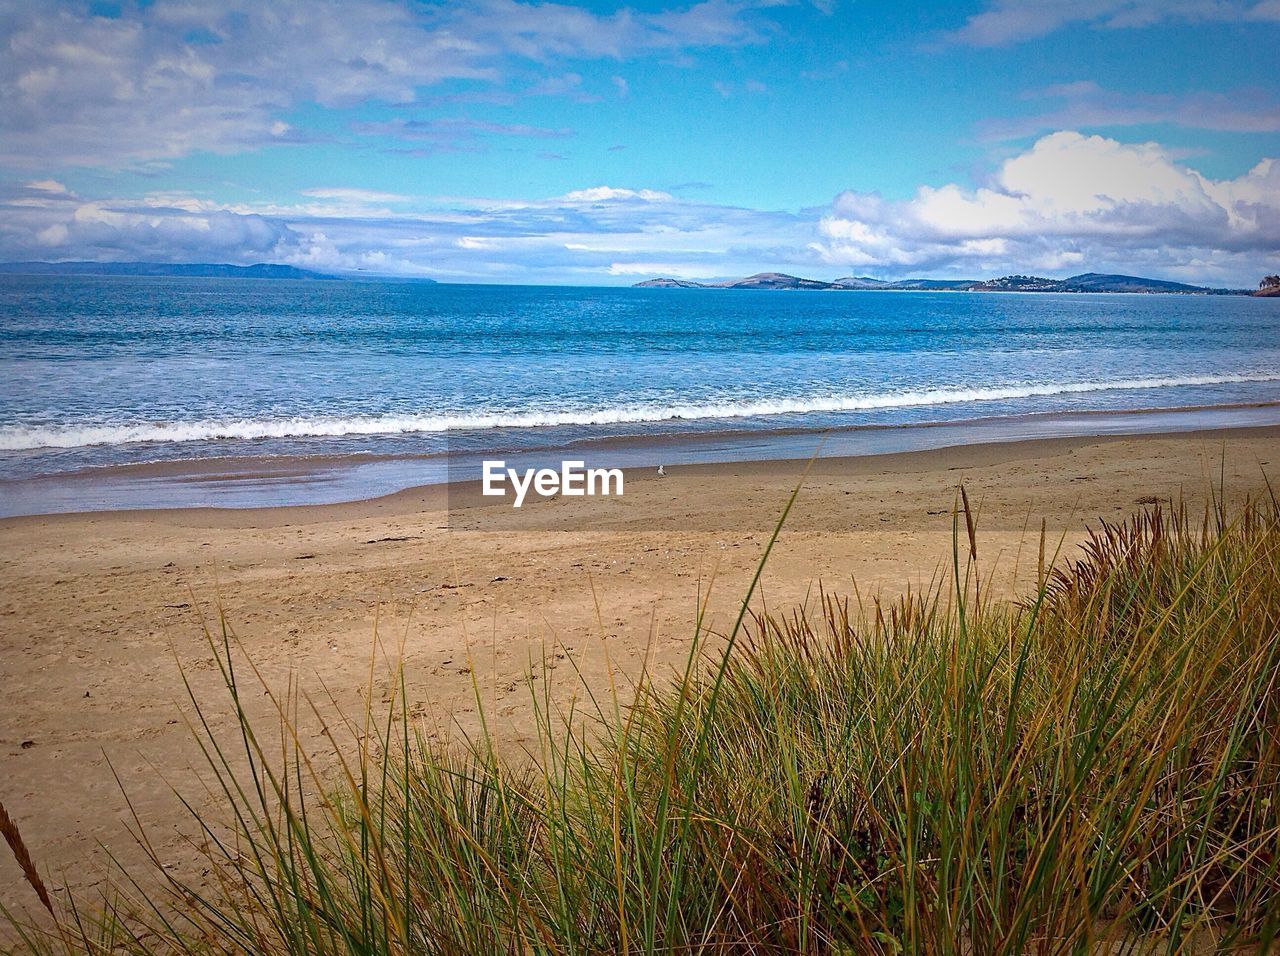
[2,373,1277,451]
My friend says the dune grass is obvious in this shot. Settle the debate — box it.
[5,490,1280,954]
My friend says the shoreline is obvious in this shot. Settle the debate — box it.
[3,402,1280,519]
[2,420,1277,531]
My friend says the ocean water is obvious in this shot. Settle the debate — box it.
[1,274,1279,492]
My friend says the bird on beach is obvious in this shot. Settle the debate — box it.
[657,465,666,477]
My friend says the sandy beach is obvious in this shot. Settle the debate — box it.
[2,425,1278,916]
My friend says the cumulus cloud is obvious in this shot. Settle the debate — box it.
[813,131,1280,284]
[5,126,1275,285]
[0,0,780,167]
[0,196,301,265]
[952,0,1280,46]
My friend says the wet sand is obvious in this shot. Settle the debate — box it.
[4,402,1279,516]
[1,425,1278,917]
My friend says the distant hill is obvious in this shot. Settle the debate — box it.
[1057,273,1207,293]
[717,272,832,290]
[828,276,983,290]
[881,278,979,291]
[0,261,342,280]
[632,277,707,288]
[969,275,1063,292]
[965,273,1226,293]
[635,272,833,290]
[830,276,890,289]
[633,271,1245,294]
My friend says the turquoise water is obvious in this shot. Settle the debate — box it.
[1,275,1279,488]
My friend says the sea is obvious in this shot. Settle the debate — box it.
[1,274,1278,515]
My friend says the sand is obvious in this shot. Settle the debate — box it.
[2,426,1278,917]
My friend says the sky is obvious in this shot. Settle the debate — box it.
[0,0,1277,285]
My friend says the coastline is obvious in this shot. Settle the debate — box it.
[3,401,1280,518]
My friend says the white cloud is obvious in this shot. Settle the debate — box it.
[559,186,674,202]
[0,0,780,168]
[25,179,71,194]
[0,181,812,282]
[953,0,1280,45]
[812,131,1280,284]
[0,0,480,166]
[5,130,1276,286]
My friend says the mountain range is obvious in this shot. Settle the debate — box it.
[633,272,1247,294]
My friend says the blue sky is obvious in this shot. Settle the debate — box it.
[1,0,1277,284]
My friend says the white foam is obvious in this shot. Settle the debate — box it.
[2,372,1277,451]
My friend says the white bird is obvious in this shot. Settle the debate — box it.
[657,465,666,477]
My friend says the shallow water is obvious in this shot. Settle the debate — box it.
[1,274,1278,513]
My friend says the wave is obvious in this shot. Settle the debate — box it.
[2,373,1278,451]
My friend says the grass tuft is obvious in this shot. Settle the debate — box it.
[6,494,1280,954]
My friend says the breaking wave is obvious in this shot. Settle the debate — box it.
[2,373,1278,451]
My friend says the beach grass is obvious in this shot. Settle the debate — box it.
[5,488,1280,954]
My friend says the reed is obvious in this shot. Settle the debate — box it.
[0,801,53,919]
[6,492,1279,954]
